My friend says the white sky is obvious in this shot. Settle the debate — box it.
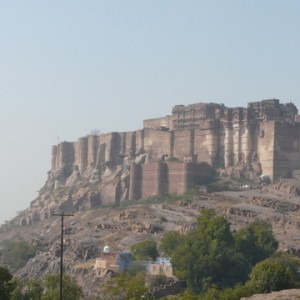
[0,0,300,224]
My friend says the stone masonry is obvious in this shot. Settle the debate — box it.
[49,99,300,205]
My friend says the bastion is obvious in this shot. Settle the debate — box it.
[50,99,300,203]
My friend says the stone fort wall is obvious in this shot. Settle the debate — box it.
[129,162,214,200]
[51,99,300,192]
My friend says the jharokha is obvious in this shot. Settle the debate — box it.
[15,99,300,225]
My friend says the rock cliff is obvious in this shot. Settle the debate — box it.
[3,179,300,297]
[12,99,300,226]
[2,99,300,298]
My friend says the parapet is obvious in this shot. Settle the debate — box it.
[168,99,297,130]
[143,115,175,130]
[248,99,297,122]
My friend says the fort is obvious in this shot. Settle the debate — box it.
[49,99,300,204]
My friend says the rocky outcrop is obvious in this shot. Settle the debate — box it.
[241,289,300,300]
[273,179,300,195]
[12,99,300,226]
[14,154,214,226]
[152,280,187,299]
[5,98,300,298]
[3,177,300,297]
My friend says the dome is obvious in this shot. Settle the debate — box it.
[103,245,111,253]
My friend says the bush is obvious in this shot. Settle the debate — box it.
[206,180,231,193]
[246,254,300,293]
[160,231,183,256]
[130,240,159,261]
[234,220,278,266]
[196,284,253,300]
[41,274,83,300]
[11,278,43,300]
[100,272,149,300]
[0,239,37,272]
[0,266,15,300]
[171,209,250,293]
[11,274,83,300]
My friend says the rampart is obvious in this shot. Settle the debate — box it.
[128,162,214,200]
[50,99,300,202]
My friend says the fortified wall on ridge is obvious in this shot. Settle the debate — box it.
[143,99,300,180]
[14,98,300,226]
[48,99,300,207]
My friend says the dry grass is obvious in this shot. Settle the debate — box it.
[73,260,95,269]
[288,211,300,221]
[211,197,242,211]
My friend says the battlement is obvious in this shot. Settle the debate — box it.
[142,100,297,132]
[248,99,297,122]
[51,99,300,196]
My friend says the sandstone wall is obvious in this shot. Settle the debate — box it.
[52,141,75,171]
[98,133,114,164]
[273,122,300,179]
[143,115,174,130]
[143,128,170,162]
[49,120,278,181]
[141,163,168,198]
[75,137,88,174]
[135,130,144,155]
[224,126,233,167]
[110,132,122,165]
[257,122,275,180]
[193,128,209,163]
[129,162,214,200]
[168,163,191,194]
[50,99,300,185]
[51,145,58,170]
[124,132,135,156]
[141,163,156,198]
[129,163,142,200]
[193,125,220,167]
[88,135,99,168]
[173,130,193,160]
[172,103,224,130]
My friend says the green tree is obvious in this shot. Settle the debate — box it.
[11,274,84,300]
[234,220,278,266]
[246,253,300,293]
[130,239,159,261]
[100,272,152,300]
[197,252,300,300]
[196,284,252,300]
[160,231,183,257]
[11,278,43,300]
[41,274,83,300]
[0,239,37,272]
[271,251,300,280]
[171,209,250,293]
[146,274,169,290]
[0,266,16,300]
[162,290,200,299]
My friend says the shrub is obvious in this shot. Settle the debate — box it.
[0,239,37,272]
[130,240,159,261]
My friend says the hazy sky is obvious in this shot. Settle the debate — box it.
[0,0,300,224]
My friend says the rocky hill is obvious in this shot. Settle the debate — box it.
[11,98,300,228]
[2,99,300,298]
[241,289,300,299]
[2,177,300,297]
